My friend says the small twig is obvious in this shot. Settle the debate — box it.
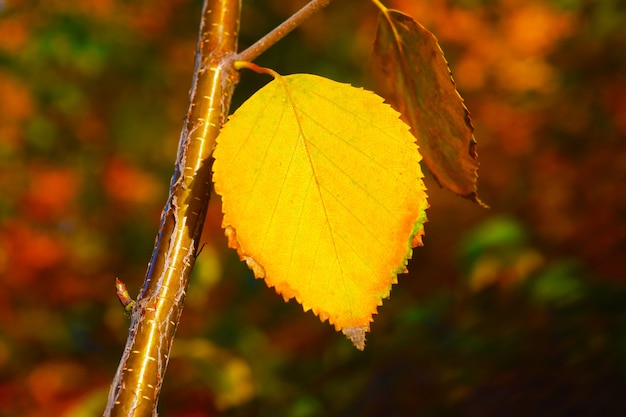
[114,278,135,316]
[236,0,335,63]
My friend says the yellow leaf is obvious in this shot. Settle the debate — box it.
[212,71,428,349]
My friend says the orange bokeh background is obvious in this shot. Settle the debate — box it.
[1,0,625,415]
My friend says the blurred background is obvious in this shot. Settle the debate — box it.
[1,0,626,415]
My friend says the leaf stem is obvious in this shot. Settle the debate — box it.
[234,60,280,78]
[236,0,335,63]
[371,0,387,13]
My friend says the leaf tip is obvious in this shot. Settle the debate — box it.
[469,193,490,209]
[457,184,489,208]
[342,326,368,350]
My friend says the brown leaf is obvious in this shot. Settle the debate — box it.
[372,5,485,205]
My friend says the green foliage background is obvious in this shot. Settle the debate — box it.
[1,0,625,415]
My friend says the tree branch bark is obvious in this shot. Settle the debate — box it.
[236,0,334,62]
[103,0,241,415]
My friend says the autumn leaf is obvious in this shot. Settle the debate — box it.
[212,67,428,349]
[371,0,484,204]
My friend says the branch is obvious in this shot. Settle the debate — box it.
[103,0,241,415]
[236,0,334,62]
